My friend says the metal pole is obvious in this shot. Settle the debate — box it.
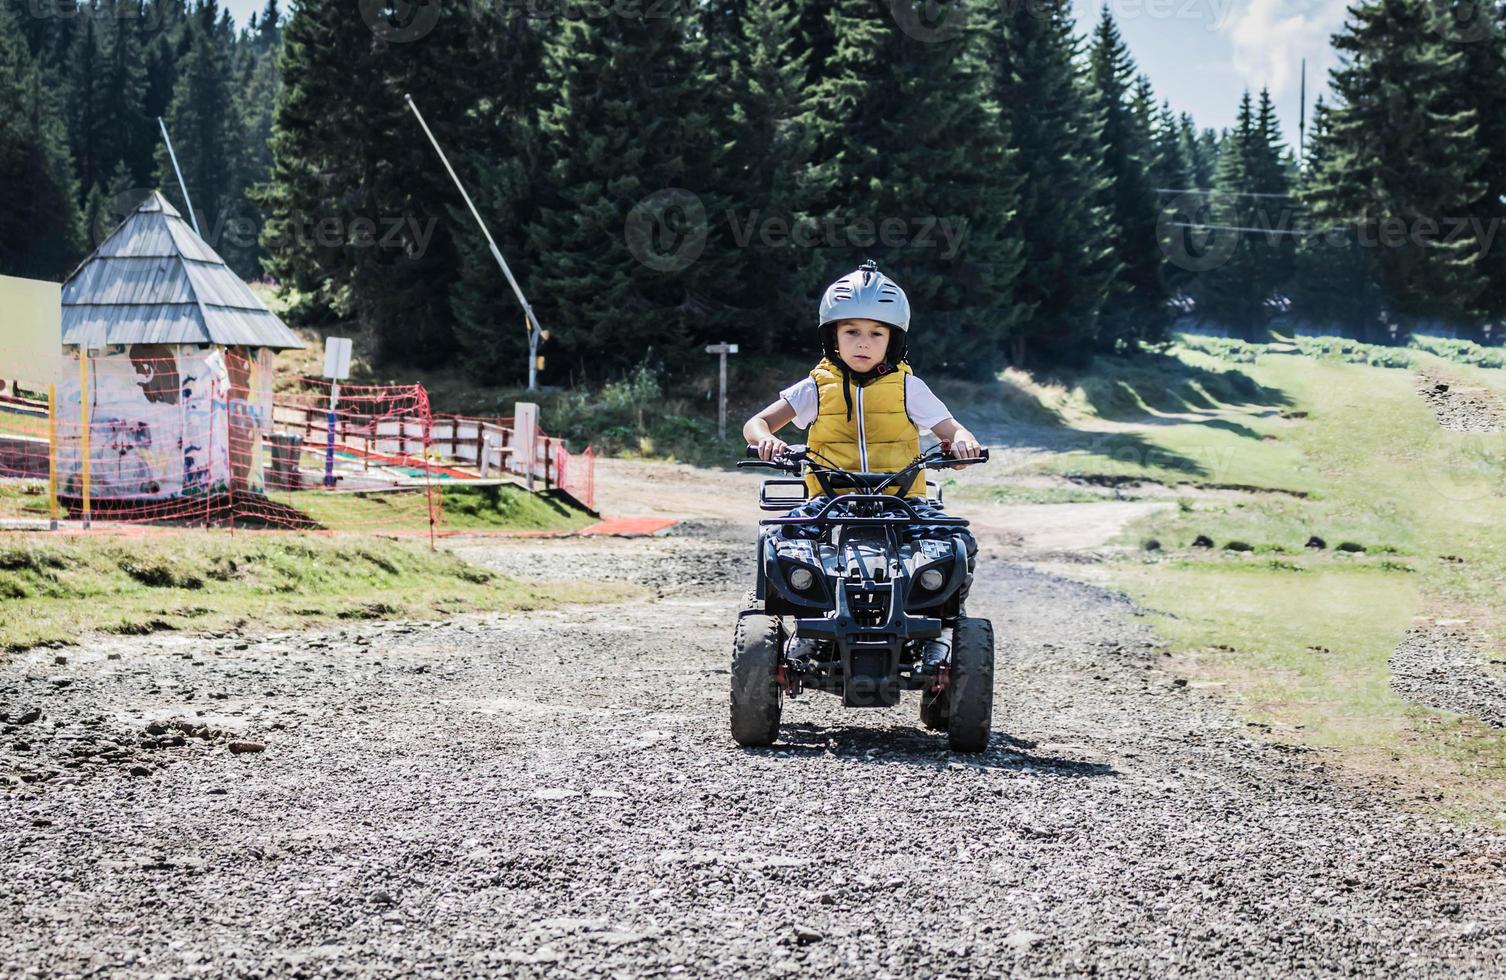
[718,350,728,440]
[47,383,58,531]
[405,93,545,390]
[158,116,201,237]
[323,381,340,488]
[79,350,91,529]
[1298,59,1307,166]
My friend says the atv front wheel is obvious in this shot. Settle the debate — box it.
[730,613,783,747]
[947,617,994,753]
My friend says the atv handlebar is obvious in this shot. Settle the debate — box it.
[740,442,989,501]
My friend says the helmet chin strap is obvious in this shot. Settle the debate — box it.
[821,329,908,422]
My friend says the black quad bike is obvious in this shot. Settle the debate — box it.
[731,443,995,752]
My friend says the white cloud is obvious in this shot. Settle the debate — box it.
[1224,0,1348,99]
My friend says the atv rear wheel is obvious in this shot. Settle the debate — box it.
[730,613,783,747]
[947,617,994,753]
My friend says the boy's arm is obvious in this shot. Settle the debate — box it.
[930,417,983,459]
[743,400,798,460]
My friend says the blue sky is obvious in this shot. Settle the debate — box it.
[223,0,1347,145]
[1074,0,1351,142]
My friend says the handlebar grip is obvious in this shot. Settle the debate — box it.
[745,445,760,458]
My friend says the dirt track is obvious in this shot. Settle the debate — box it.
[4,469,1506,976]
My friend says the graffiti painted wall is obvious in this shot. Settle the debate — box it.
[54,345,275,500]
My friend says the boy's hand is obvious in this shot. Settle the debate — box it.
[755,436,789,461]
[949,435,983,459]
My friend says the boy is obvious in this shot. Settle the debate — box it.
[742,258,983,489]
[742,260,983,664]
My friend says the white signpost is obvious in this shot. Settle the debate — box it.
[322,337,352,487]
[514,401,539,491]
[705,342,739,440]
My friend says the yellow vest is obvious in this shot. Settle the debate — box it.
[806,358,924,498]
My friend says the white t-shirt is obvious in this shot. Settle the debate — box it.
[779,374,953,431]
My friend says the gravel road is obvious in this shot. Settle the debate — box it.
[5,513,1506,977]
[1392,372,1506,728]
[1415,371,1504,433]
[1391,624,1506,730]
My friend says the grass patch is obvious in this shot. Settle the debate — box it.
[1091,348,1506,818]
[986,350,1318,495]
[1114,563,1506,815]
[1120,564,1424,748]
[0,533,640,651]
[947,483,1111,505]
[288,483,597,534]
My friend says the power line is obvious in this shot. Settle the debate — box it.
[1154,187,1298,200]
[1163,222,1317,236]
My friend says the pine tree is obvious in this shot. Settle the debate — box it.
[1140,88,1195,303]
[1089,9,1168,351]
[256,0,363,319]
[447,5,546,380]
[1249,88,1295,296]
[0,3,84,278]
[1308,0,1491,327]
[717,0,830,354]
[1441,7,1506,325]
[65,14,103,199]
[987,0,1113,367]
[525,4,739,379]
[806,0,1022,378]
[142,1,189,125]
[1196,90,1294,339]
[232,0,281,278]
[97,0,150,187]
[258,0,485,364]
[155,1,247,269]
[1291,97,1385,337]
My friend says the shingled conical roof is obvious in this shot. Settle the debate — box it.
[61,192,303,350]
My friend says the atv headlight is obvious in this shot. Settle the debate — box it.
[788,567,815,591]
[918,568,945,591]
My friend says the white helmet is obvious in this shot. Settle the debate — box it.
[818,259,910,332]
